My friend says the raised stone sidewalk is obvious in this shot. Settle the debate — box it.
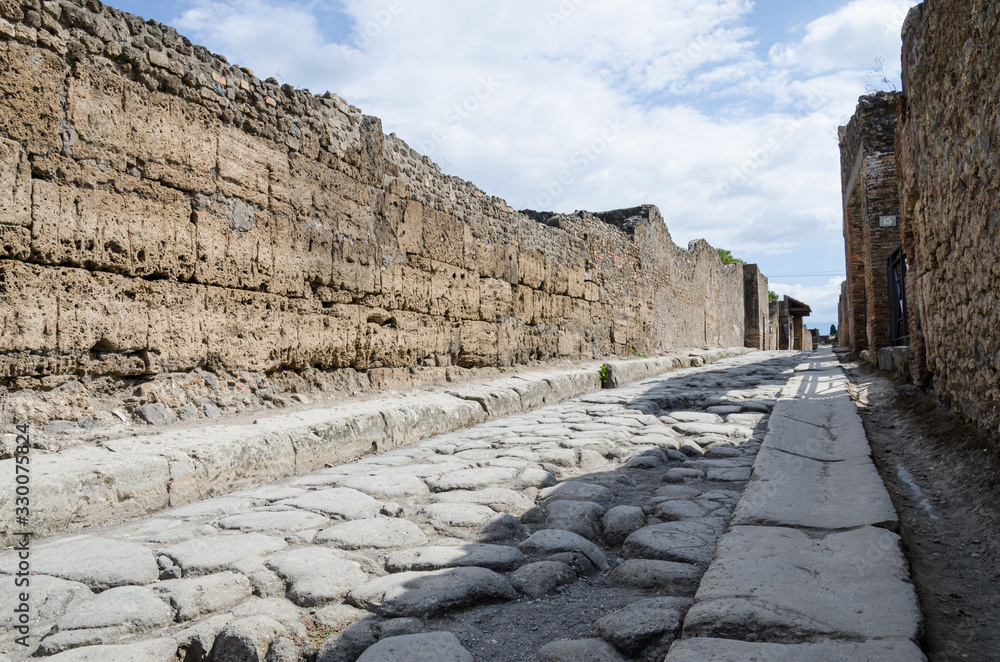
[0,348,927,661]
[665,346,925,660]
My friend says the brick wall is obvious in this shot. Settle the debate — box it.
[839,92,902,356]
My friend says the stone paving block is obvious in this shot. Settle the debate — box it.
[538,481,614,506]
[385,544,525,573]
[162,533,287,576]
[317,518,429,550]
[215,509,331,533]
[153,572,252,621]
[42,638,179,661]
[536,638,626,661]
[267,548,368,606]
[684,526,922,643]
[429,488,535,515]
[0,575,92,634]
[336,474,432,499]
[733,448,897,530]
[508,561,577,597]
[279,487,383,520]
[430,467,518,492]
[621,519,725,565]
[347,567,517,617]
[543,499,605,541]
[55,585,172,631]
[601,505,646,546]
[518,529,608,570]
[664,637,928,661]
[356,632,474,662]
[0,536,158,590]
[592,597,684,656]
[210,615,287,662]
[421,503,497,528]
[605,559,702,593]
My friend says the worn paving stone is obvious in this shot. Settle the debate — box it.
[592,597,684,656]
[537,638,626,661]
[55,585,172,632]
[601,506,646,546]
[429,488,535,516]
[153,572,252,621]
[356,632,474,662]
[538,481,614,506]
[605,559,702,593]
[336,474,432,500]
[518,529,608,570]
[543,500,605,542]
[215,509,331,533]
[162,534,287,576]
[279,488,383,520]
[210,615,287,662]
[0,536,158,590]
[508,560,577,597]
[267,548,368,607]
[42,638,179,661]
[347,567,517,617]
[621,520,724,565]
[685,525,922,643]
[430,467,518,492]
[0,575,92,633]
[654,500,713,520]
[421,503,497,528]
[164,497,255,521]
[316,518,429,550]
[664,638,928,661]
[385,544,525,573]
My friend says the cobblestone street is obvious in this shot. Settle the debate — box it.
[0,349,924,661]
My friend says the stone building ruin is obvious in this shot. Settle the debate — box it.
[0,0,778,434]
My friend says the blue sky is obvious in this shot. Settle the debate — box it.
[108,0,919,329]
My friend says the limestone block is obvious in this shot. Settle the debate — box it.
[0,136,30,229]
[217,125,287,207]
[421,207,465,266]
[0,42,66,150]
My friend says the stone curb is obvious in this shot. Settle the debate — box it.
[1,347,754,546]
[666,347,926,660]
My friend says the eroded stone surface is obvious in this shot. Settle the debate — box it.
[347,568,517,617]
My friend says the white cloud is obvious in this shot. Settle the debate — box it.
[169,0,914,317]
[771,277,847,326]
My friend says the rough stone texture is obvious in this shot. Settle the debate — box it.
[0,536,157,590]
[536,638,626,662]
[346,567,517,617]
[162,534,287,576]
[508,561,577,597]
[664,638,928,662]
[384,544,525,573]
[0,0,761,437]
[592,598,683,656]
[266,548,368,606]
[316,518,429,550]
[605,559,702,593]
[41,639,179,661]
[894,0,1000,435]
[152,572,253,621]
[355,632,474,662]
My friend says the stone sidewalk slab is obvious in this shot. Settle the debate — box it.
[1,348,752,546]
[731,447,898,530]
[683,526,922,642]
[665,637,927,661]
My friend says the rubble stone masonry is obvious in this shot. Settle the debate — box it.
[898,0,1000,434]
[0,1,760,398]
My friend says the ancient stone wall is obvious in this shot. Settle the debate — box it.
[742,265,770,350]
[898,0,1000,435]
[0,0,751,413]
[839,93,902,356]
